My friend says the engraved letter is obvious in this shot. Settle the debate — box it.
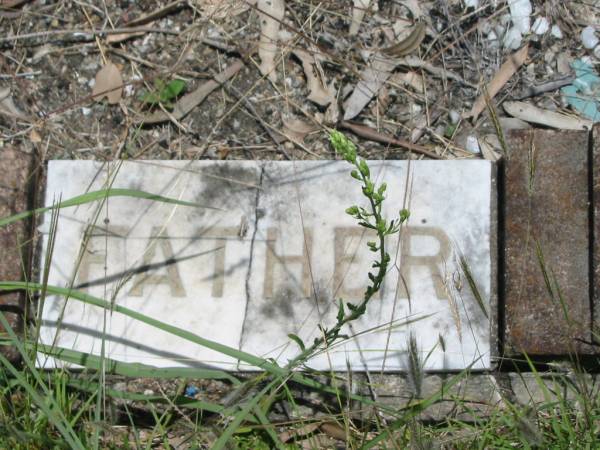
[77,225,127,289]
[129,227,186,297]
[398,226,451,300]
[263,227,312,298]
[202,227,238,297]
[334,227,380,300]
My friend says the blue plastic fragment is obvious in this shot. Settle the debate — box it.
[561,59,600,122]
[184,385,199,397]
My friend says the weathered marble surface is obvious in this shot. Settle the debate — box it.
[38,160,495,371]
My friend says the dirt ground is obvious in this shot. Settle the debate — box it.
[1,0,597,165]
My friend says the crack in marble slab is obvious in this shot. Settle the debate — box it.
[238,164,264,369]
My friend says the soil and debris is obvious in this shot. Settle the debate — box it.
[1,0,598,164]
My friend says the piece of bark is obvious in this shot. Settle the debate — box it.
[468,45,529,121]
[503,101,593,130]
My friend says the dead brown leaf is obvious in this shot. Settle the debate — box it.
[92,61,123,104]
[29,128,41,143]
[278,422,321,443]
[468,45,529,121]
[0,87,25,118]
[281,115,319,142]
[320,421,347,441]
[343,54,397,120]
[349,0,371,35]
[390,70,425,93]
[292,49,335,106]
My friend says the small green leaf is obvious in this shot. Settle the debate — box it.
[359,159,370,177]
[444,123,457,138]
[400,208,410,222]
[160,79,186,102]
[350,169,361,180]
[288,334,305,351]
[345,205,359,216]
[378,183,387,195]
[140,78,186,108]
[336,299,345,322]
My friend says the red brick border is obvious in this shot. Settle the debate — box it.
[0,146,34,364]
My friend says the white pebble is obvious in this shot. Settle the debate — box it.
[531,17,549,35]
[508,0,532,34]
[465,136,480,154]
[464,0,479,8]
[551,25,563,39]
[359,49,372,63]
[503,27,523,50]
[582,26,599,49]
[81,107,92,116]
[409,103,422,115]
[278,30,293,42]
[449,110,461,124]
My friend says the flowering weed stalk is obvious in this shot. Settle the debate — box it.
[287,131,409,366]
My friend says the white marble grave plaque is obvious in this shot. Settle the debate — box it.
[38,160,495,371]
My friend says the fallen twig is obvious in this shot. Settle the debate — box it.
[340,121,441,159]
[394,55,477,89]
[124,0,187,27]
[514,75,575,100]
[0,27,178,45]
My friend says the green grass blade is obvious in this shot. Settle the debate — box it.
[0,281,283,374]
[212,379,280,450]
[252,404,287,450]
[0,313,85,449]
[1,282,395,417]
[0,355,85,450]
[0,188,220,228]
[32,341,240,383]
